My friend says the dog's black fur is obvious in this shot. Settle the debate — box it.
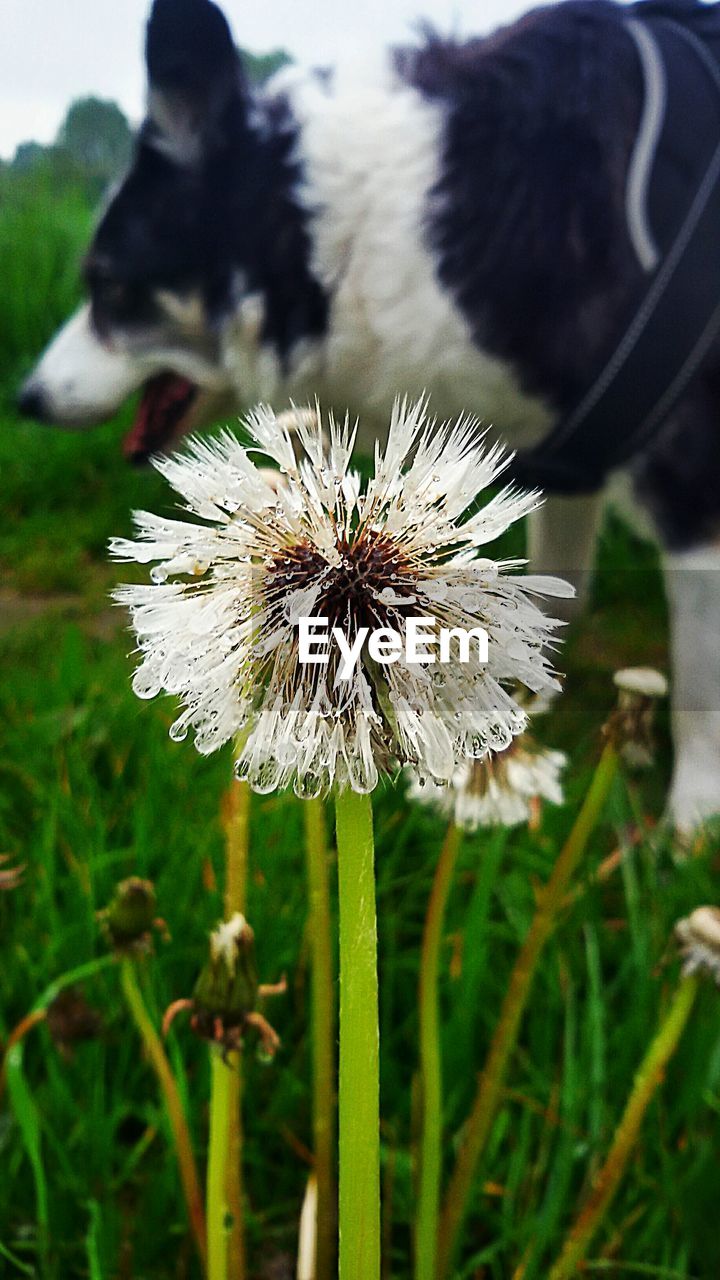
[401,2,720,547]
[405,3,643,410]
[89,0,327,365]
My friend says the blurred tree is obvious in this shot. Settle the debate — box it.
[8,55,288,196]
[56,97,132,181]
[12,141,46,172]
[241,48,291,84]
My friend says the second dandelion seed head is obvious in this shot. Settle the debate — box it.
[407,731,566,830]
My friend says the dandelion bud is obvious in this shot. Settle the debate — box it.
[99,877,158,953]
[193,914,259,1035]
[675,906,720,985]
[181,913,285,1058]
[604,667,668,767]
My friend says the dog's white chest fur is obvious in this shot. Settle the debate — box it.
[284,65,553,448]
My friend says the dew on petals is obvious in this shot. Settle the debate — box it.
[132,671,161,700]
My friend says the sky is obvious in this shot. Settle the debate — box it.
[1,0,552,159]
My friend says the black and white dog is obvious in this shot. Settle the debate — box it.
[19,0,720,829]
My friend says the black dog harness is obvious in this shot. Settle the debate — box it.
[512,0,720,494]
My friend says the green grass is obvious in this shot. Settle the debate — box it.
[1,173,720,1280]
[0,169,93,388]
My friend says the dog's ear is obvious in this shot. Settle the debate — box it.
[145,0,247,164]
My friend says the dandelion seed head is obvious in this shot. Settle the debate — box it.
[111,398,572,796]
[606,665,668,768]
[676,906,720,985]
[407,731,566,830]
[268,528,416,636]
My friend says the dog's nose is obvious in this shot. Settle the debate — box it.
[17,382,50,422]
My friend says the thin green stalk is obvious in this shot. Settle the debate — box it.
[303,797,336,1280]
[85,1199,103,1280]
[335,788,381,1280]
[2,954,117,1279]
[223,1054,244,1279]
[208,1050,233,1280]
[0,1010,48,1103]
[224,773,251,919]
[119,959,207,1269]
[438,743,619,1279]
[0,1239,34,1276]
[2,954,117,1095]
[31,955,116,1016]
[222,773,251,1280]
[4,1039,50,1277]
[549,975,699,1279]
[415,822,463,1280]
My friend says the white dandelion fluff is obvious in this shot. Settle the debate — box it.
[111,398,573,798]
[676,907,720,986]
[407,735,567,830]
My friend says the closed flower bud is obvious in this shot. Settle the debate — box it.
[192,914,259,1035]
[99,877,159,953]
[164,913,286,1058]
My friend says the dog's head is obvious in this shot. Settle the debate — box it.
[19,0,307,461]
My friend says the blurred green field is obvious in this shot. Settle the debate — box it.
[1,171,720,1280]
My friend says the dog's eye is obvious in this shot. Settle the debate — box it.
[100,281,129,307]
[92,274,127,306]
[85,259,157,333]
[85,261,128,305]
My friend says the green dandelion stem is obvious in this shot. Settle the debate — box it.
[119,959,207,1269]
[304,796,337,1280]
[438,741,619,1279]
[415,821,463,1280]
[223,769,252,1280]
[207,1049,234,1280]
[224,771,251,919]
[549,974,699,1278]
[335,787,381,1280]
